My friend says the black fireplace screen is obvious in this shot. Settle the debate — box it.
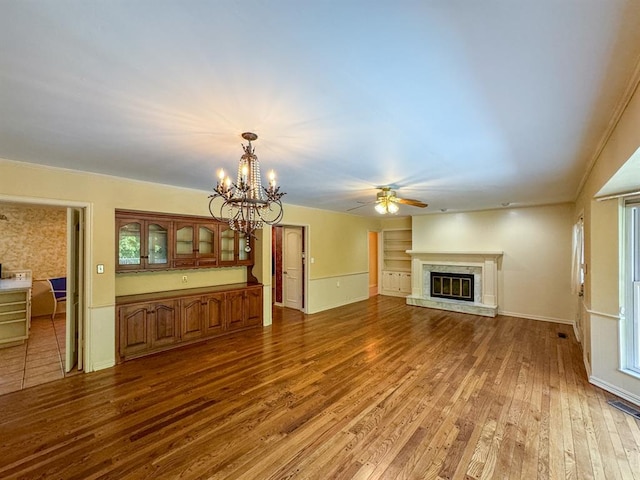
[430,272,474,302]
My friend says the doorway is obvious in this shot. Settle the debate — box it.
[0,197,88,394]
[272,225,306,311]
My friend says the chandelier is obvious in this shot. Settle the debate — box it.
[208,132,285,250]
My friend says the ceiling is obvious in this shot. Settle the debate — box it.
[1,1,640,216]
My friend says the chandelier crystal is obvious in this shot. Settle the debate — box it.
[208,133,285,250]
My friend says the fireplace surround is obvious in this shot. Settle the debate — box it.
[406,251,503,317]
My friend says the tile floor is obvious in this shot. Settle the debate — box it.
[0,313,67,396]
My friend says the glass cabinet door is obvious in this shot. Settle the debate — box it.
[147,223,169,265]
[175,225,194,256]
[118,221,142,267]
[198,225,216,257]
[219,225,236,263]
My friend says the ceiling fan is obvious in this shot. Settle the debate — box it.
[348,186,428,214]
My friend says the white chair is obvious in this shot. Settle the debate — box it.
[31,279,57,319]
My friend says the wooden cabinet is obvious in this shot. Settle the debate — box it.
[118,299,179,358]
[219,225,253,266]
[174,221,218,268]
[202,293,226,337]
[244,285,263,327]
[117,215,172,272]
[180,296,205,342]
[117,284,263,362]
[225,286,263,331]
[180,292,226,341]
[225,290,245,330]
[382,271,411,297]
[0,287,31,347]
[381,228,412,297]
[116,210,254,273]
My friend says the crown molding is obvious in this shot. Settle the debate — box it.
[575,54,640,199]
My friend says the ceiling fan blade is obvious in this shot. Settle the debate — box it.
[395,197,428,208]
[346,202,373,212]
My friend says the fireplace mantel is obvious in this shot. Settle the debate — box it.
[406,250,503,317]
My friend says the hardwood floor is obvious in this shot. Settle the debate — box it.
[0,296,638,479]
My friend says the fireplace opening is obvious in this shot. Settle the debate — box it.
[430,272,474,302]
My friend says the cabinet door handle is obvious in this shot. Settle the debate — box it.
[283,271,288,274]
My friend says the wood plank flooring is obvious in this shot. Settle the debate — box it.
[0,296,639,479]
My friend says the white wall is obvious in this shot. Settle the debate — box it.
[412,203,575,323]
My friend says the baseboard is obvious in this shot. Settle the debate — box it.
[584,353,591,377]
[589,375,640,407]
[498,309,573,325]
[573,322,581,343]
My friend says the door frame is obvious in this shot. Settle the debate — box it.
[368,230,381,297]
[272,223,309,313]
[0,194,92,371]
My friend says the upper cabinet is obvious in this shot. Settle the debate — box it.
[116,210,254,273]
[173,221,218,268]
[117,216,172,271]
[219,225,253,266]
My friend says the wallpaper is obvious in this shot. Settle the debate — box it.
[0,204,67,280]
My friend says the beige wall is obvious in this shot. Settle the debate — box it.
[277,204,381,313]
[574,74,640,404]
[0,203,67,279]
[411,204,575,323]
[280,204,380,279]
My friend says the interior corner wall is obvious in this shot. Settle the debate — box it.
[411,204,575,323]
[574,74,640,404]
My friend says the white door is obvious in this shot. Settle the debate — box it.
[66,208,84,372]
[283,227,303,310]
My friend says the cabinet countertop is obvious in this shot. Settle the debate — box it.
[0,279,32,292]
[116,282,262,304]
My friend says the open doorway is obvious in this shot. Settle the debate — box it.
[0,199,87,395]
[272,225,306,312]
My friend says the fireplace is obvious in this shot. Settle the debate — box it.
[405,251,503,317]
[430,272,474,302]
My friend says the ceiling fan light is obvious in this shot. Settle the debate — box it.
[375,202,387,214]
[388,202,399,214]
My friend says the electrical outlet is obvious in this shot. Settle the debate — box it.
[336,281,340,287]
[182,275,188,283]
[97,264,104,274]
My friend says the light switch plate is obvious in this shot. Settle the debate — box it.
[97,264,104,274]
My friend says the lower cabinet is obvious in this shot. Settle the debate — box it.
[0,288,31,347]
[381,271,411,297]
[118,299,180,358]
[117,284,263,362]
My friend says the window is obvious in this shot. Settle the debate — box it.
[571,217,585,296]
[624,200,640,374]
